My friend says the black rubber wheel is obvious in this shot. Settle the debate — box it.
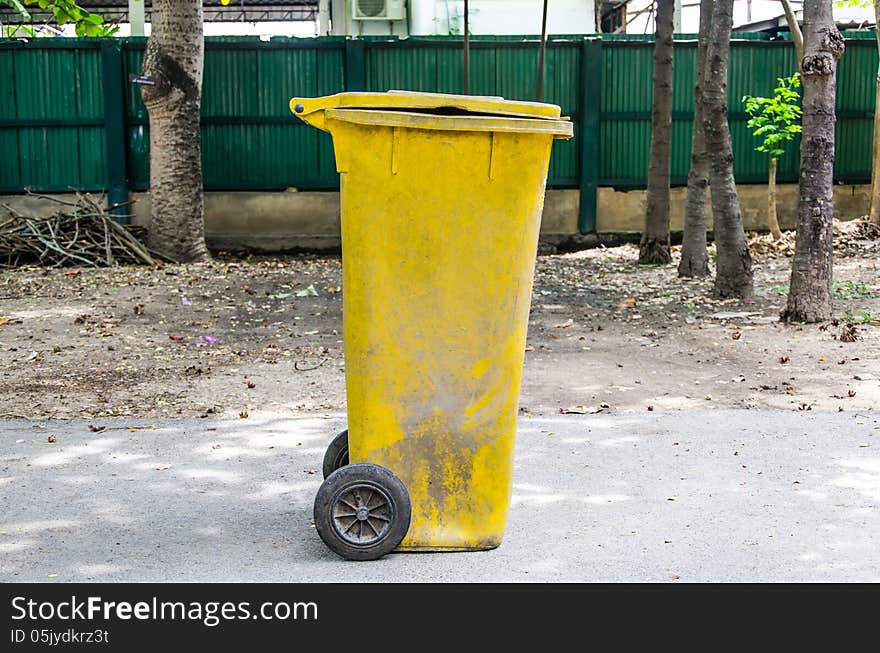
[322,429,349,479]
[313,463,411,561]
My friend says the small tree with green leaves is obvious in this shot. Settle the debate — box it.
[1,0,117,37]
[742,72,803,240]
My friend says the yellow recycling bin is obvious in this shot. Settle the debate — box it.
[291,91,573,560]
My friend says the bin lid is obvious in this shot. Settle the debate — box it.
[290,90,564,121]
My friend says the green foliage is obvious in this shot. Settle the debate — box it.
[742,73,803,160]
[832,281,879,299]
[5,0,29,19]
[765,284,790,296]
[0,0,118,36]
[835,0,873,8]
[2,17,34,36]
[840,308,878,323]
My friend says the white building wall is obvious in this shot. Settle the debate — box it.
[330,0,408,35]
[331,0,596,36]
[622,0,874,35]
[411,0,595,36]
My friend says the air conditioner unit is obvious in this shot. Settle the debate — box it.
[351,0,406,21]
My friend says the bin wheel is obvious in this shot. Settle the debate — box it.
[322,429,349,479]
[314,463,411,561]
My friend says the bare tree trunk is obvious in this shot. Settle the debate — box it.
[678,0,713,278]
[779,0,804,67]
[870,0,880,226]
[639,0,674,265]
[141,0,209,263]
[781,0,844,323]
[703,0,753,298]
[768,157,783,239]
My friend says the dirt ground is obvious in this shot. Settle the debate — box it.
[1,229,879,420]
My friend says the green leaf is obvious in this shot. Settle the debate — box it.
[742,71,802,155]
[7,0,32,20]
[52,5,71,24]
[9,0,115,33]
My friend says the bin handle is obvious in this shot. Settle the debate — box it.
[290,96,336,132]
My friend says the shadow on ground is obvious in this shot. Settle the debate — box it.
[1,410,878,582]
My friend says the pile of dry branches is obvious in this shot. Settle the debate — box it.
[750,217,880,257]
[749,229,797,256]
[833,216,880,241]
[0,192,155,268]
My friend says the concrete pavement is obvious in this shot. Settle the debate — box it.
[1,410,878,582]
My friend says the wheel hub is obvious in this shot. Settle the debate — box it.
[331,483,394,546]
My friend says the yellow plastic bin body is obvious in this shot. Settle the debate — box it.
[291,91,573,551]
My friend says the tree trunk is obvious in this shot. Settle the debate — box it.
[768,157,783,240]
[781,0,844,323]
[141,0,209,263]
[678,0,713,278]
[639,0,674,265]
[870,0,880,226]
[779,0,805,68]
[703,0,753,298]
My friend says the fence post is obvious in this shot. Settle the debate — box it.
[100,38,129,222]
[578,37,602,234]
[345,38,366,92]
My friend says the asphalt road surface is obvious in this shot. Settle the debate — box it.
[1,410,878,582]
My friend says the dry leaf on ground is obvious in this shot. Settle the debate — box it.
[560,403,608,415]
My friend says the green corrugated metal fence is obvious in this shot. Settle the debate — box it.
[0,33,876,233]
[0,40,106,193]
